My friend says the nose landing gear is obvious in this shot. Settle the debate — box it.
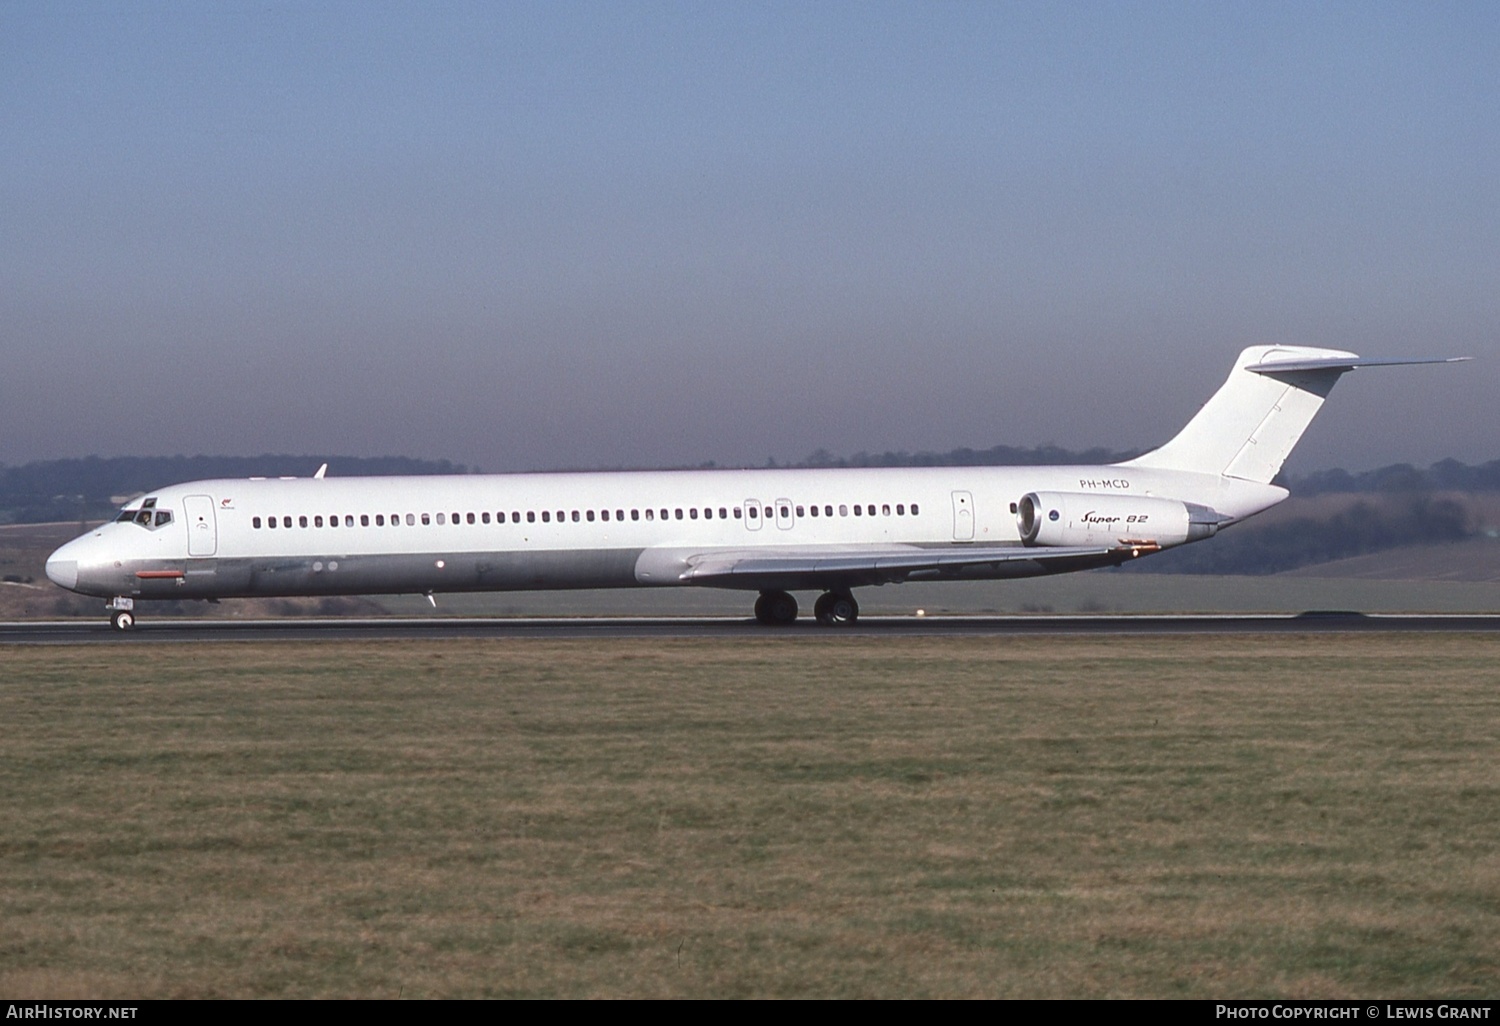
[107,598,136,631]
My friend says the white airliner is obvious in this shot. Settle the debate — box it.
[46,346,1462,629]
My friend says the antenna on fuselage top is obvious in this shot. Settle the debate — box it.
[314,463,328,479]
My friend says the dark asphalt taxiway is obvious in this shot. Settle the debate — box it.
[4,613,1500,644]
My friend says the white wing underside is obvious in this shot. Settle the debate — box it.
[679,543,1120,584]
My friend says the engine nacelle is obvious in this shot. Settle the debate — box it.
[1017,492,1222,548]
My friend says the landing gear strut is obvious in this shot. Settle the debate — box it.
[814,591,859,626]
[753,590,798,626]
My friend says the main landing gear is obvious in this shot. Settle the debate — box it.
[754,590,860,627]
[753,590,798,626]
[813,591,859,627]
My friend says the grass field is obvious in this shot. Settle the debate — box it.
[2,635,1497,998]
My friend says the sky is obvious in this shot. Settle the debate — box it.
[3,1,1496,475]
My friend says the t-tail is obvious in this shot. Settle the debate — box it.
[1119,345,1468,484]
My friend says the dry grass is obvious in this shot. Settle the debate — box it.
[1,635,1498,997]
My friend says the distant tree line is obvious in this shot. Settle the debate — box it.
[0,455,468,524]
[788,444,1142,469]
[1284,458,1500,495]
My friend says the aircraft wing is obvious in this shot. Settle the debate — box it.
[677,542,1129,588]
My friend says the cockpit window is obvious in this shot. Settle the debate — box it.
[117,503,175,530]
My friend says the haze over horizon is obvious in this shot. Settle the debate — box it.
[4,2,1496,477]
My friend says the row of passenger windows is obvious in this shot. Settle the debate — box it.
[250,502,921,530]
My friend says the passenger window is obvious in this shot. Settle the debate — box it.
[572,510,580,522]
[748,507,758,519]
[467,512,476,525]
[587,510,595,522]
[897,504,904,516]
[376,514,385,526]
[268,517,277,529]
[511,511,520,523]
[361,514,369,526]
[406,513,415,526]
[314,515,324,527]
[617,510,625,521]
[882,504,890,516]
[542,511,551,523]
[718,508,727,519]
[526,511,535,523]
[675,509,683,520]
[911,503,920,515]
[689,508,698,520]
[299,515,309,528]
[330,514,340,527]
[345,515,354,527]
[661,509,669,520]
[436,513,446,525]
[600,510,609,521]
[839,505,847,517]
[645,509,654,521]
[481,512,490,524]
[253,516,262,529]
[853,505,861,517]
[421,513,431,525]
[632,509,640,521]
[733,508,741,518]
[795,506,804,517]
[809,506,818,517]
[825,505,833,517]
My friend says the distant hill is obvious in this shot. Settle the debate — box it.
[1120,491,1476,576]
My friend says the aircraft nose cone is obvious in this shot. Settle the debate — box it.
[45,555,79,591]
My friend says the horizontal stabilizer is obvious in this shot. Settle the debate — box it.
[1246,355,1470,375]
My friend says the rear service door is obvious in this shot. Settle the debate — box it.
[951,490,974,541]
[184,495,218,556]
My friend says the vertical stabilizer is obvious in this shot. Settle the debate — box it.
[1121,346,1355,483]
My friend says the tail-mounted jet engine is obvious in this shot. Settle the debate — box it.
[1017,492,1224,549]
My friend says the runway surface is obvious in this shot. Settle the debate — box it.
[5,613,1500,644]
